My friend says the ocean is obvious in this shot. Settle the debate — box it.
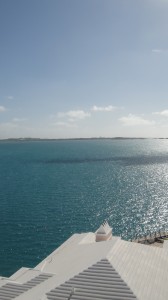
[0,139,168,277]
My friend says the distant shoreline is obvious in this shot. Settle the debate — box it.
[0,137,168,142]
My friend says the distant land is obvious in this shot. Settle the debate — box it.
[0,137,168,142]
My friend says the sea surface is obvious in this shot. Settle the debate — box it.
[0,139,168,277]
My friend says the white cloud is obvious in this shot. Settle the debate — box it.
[54,121,77,128]
[57,110,91,120]
[49,114,56,119]
[0,122,19,129]
[152,49,168,54]
[7,96,14,100]
[0,106,6,112]
[153,110,168,117]
[91,105,116,112]
[119,114,155,126]
[13,118,27,122]
[0,121,36,139]
[152,49,163,53]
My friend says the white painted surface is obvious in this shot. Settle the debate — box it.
[0,229,168,299]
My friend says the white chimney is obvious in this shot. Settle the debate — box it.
[95,221,112,242]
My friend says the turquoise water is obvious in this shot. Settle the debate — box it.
[1,139,168,276]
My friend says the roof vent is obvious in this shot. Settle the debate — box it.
[95,221,112,242]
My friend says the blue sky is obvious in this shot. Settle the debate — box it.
[1,0,168,138]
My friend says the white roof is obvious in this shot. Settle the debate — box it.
[46,258,137,300]
[0,228,168,299]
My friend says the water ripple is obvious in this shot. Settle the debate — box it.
[0,139,168,276]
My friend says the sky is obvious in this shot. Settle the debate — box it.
[1,0,168,139]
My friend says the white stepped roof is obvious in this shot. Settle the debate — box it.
[0,272,53,299]
[0,227,168,299]
[46,258,137,300]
